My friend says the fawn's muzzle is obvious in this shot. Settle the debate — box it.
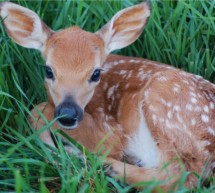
[55,98,83,129]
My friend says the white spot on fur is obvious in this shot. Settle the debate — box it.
[137,71,146,81]
[167,111,173,119]
[129,59,141,63]
[144,90,149,98]
[210,102,214,110]
[165,119,173,129]
[129,59,136,63]
[207,127,215,136]
[189,92,197,98]
[197,93,203,99]
[122,74,127,79]
[132,94,136,99]
[113,61,119,65]
[157,76,168,81]
[201,114,209,123]
[191,97,197,104]
[107,86,115,99]
[125,83,130,89]
[191,118,196,126]
[161,98,167,106]
[138,71,144,77]
[173,105,181,112]
[125,107,160,168]
[203,105,209,113]
[167,102,172,108]
[140,75,147,81]
[182,80,189,85]
[203,140,211,146]
[119,70,127,75]
[185,104,193,111]
[107,84,119,99]
[134,60,141,63]
[127,71,132,79]
[180,71,188,76]
[97,107,104,113]
[138,67,144,72]
[173,86,180,93]
[173,83,181,89]
[152,114,157,125]
[118,60,125,64]
[105,115,109,121]
[149,105,158,112]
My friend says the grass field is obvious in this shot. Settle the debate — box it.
[0,0,215,192]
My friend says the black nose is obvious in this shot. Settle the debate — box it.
[58,107,78,127]
[55,98,83,129]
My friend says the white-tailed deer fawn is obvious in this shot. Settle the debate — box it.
[1,1,215,191]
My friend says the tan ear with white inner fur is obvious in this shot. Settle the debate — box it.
[0,2,53,51]
[96,1,150,54]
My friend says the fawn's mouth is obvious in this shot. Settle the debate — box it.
[57,119,79,130]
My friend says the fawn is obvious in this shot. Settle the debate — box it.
[1,1,215,191]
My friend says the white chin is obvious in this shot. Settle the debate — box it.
[57,121,78,130]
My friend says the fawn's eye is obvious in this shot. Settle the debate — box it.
[45,66,54,79]
[90,69,101,82]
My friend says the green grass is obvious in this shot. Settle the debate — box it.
[0,0,215,192]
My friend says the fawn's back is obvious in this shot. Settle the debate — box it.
[91,54,215,163]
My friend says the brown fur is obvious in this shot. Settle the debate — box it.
[30,55,215,191]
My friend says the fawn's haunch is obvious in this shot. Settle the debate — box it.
[1,1,215,191]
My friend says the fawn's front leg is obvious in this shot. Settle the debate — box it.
[29,102,57,148]
[29,102,124,159]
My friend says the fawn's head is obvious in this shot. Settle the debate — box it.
[0,2,150,129]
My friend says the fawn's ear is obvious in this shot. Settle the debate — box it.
[0,2,53,51]
[96,1,150,53]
